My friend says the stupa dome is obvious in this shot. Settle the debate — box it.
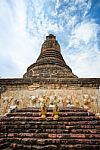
[23,34,77,79]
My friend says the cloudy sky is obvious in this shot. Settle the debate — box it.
[0,0,100,78]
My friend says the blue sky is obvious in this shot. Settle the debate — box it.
[0,0,100,78]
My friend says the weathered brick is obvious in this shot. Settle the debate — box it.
[0,107,100,149]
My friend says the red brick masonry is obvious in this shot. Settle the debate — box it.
[0,107,100,150]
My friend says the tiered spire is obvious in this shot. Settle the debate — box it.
[23,34,77,79]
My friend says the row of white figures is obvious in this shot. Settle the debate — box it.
[30,95,75,108]
[4,95,100,117]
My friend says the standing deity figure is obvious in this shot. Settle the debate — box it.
[83,94,91,111]
[53,96,59,119]
[39,95,47,119]
[30,96,39,108]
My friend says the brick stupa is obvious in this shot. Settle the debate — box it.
[23,34,77,79]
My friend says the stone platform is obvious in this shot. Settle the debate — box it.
[0,107,100,150]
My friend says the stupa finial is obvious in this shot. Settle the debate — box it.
[41,34,60,52]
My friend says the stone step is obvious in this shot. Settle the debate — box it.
[6,112,41,117]
[4,123,99,131]
[10,143,57,150]
[22,138,100,145]
[0,138,100,150]
[3,116,98,121]
[59,144,100,150]
[66,129,100,134]
[0,123,99,135]
[0,121,99,130]
[59,111,95,116]
[6,138,100,146]
[61,139,100,145]
[6,111,95,117]
[59,116,98,121]
[26,138,100,145]
[65,124,100,129]
[48,133,100,139]
[1,137,100,149]
[0,133,98,139]
[5,124,65,129]
[64,120,100,125]
[7,133,48,138]
[9,143,100,150]
[0,120,63,125]
[1,128,100,137]
[5,129,63,134]
[15,107,88,112]
[1,126,99,134]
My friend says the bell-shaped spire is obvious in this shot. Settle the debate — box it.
[23,34,77,79]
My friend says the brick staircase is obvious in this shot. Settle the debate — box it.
[0,107,100,150]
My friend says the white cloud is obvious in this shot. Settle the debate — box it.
[67,20,100,50]
[55,0,60,9]
[0,0,38,78]
[66,49,100,77]
[74,21,99,44]
[65,19,100,78]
